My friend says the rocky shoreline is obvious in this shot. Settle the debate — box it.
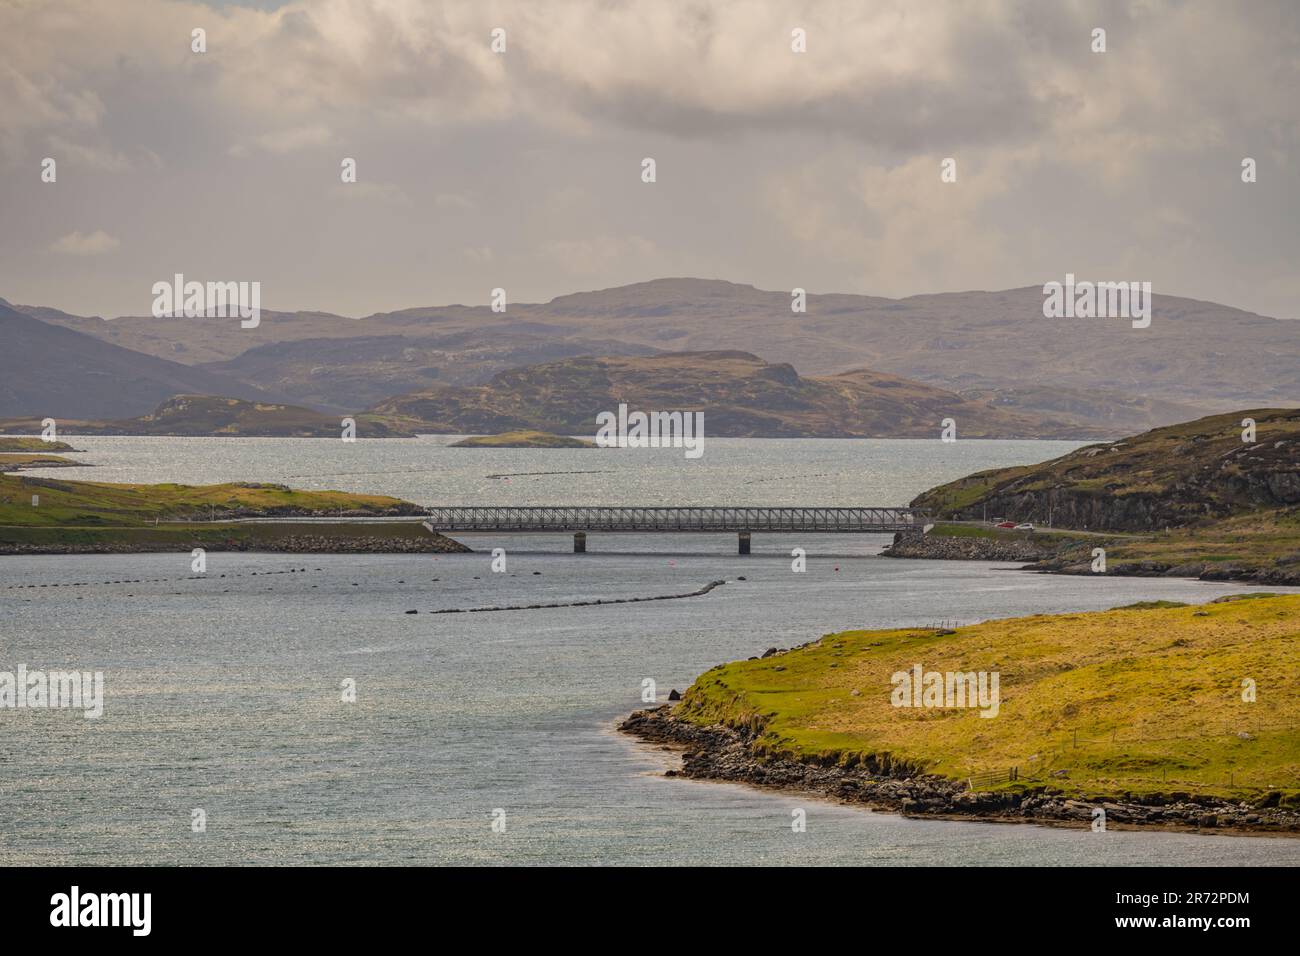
[620,704,1300,835]
[883,532,1300,587]
[883,532,1056,563]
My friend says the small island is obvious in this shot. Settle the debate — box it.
[0,453,82,473]
[450,430,596,448]
[622,593,1300,833]
[0,473,468,555]
[0,437,78,452]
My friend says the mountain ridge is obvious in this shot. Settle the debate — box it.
[367,350,1113,439]
[8,279,1297,430]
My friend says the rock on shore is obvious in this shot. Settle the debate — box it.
[883,532,1058,562]
[884,531,1300,586]
[620,704,1300,834]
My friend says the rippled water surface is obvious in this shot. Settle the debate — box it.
[3,438,1297,865]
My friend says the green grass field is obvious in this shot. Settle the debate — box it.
[676,593,1300,803]
[0,472,430,551]
[0,473,415,529]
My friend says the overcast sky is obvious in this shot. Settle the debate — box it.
[1,0,1297,319]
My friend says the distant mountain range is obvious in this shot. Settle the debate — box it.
[4,279,1296,436]
[0,354,1108,439]
[0,301,281,419]
[368,351,1107,438]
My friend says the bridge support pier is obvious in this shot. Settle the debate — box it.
[574,531,587,553]
[738,531,751,555]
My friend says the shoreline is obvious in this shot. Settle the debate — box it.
[883,532,1300,587]
[619,705,1300,837]
[0,524,470,556]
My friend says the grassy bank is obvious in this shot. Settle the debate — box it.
[0,473,418,528]
[0,473,467,553]
[904,515,1300,584]
[675,593,1300,803]
[0,437,77,452]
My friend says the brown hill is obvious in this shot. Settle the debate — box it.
[367,351,1110,439]
[911,408,1300,530]
[15,279,1297,430]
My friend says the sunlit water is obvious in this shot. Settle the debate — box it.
[3,438,1298,865]
[26,434,1086,507]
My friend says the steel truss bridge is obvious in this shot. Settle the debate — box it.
[422,506,925,552]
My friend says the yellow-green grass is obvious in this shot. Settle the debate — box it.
[0,473,416,530]
[450,429,596,448]
[1099,509,1300,570]
[0,437,76,452]
[676,594,1300,802]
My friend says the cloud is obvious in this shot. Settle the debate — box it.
[48,230,121,256]
[537,235,659,276]
[0,0,1296,319]
[332,180,407,202]
[231,124,333,156]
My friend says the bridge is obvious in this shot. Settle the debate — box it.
[421,505,927,553]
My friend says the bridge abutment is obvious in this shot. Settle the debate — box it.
[574,531,587,553]
[738,531,751,555]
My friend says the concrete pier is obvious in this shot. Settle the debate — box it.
[738,531,751,555]
[574,531,587,553]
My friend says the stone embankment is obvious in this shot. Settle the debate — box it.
[620,705,1300,834]
[883,532,1058,562]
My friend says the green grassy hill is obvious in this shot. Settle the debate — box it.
[0,473,419,527]
[903,408,1300,582]
[0,472,459,553]
[912,408,1300,531]
[676,594,1300,802]
[0,437,76,452]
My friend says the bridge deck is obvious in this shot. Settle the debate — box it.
[422,506,923,533]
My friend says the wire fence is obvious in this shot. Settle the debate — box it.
[964,717,1300,792]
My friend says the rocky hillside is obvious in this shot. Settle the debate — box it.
[911,408,1300,531]
[367,351,1110,439]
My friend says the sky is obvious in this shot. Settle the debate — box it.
[1,0,1297,319]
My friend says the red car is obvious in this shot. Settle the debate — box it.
[994,521,1018,529]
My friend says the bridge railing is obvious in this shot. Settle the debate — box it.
[421,506,924,532]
